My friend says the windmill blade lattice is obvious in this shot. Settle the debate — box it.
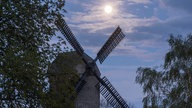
[96,26,125,64]
[55,15,84,56]
[96,76,129,108]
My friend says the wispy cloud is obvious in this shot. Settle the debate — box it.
[64,0,192,62]
[66,0,157,33]
[127,0,152,4]
[160,0,192,13]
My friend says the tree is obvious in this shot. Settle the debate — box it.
[136,34,192,108]
[0,0,70,107]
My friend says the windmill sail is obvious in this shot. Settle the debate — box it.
[96,26,125,64]
[75,72,87,94]
[97,77,129,108]
[55,15,84,56]
[76,79,86,94]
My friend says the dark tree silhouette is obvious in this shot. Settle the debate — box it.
[0,0,70,107]
[136,34,192,108]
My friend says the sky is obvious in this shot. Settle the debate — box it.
[61,0,192,107]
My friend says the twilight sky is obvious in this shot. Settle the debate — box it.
[61,0,192,107]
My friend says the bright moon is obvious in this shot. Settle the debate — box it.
[104,5,112,14]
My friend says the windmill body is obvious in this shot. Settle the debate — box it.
[54,14,129,108]
[75,54,101,108]
[75,68,100,108]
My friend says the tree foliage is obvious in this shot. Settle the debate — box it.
[0,0,69,107]
[136,34,192,108]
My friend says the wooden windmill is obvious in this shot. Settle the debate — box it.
[54,15,129,108]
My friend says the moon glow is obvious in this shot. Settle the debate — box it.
[104,5,113,14]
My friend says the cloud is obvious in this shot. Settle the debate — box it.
[66,0,156,33]
[64,0,192,63]
[135,15,192,36]
[83,36,167,63]
[127,0,152,4]
[160,0,192,13]
[66,0,161,38]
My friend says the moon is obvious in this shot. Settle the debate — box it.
[104,5,113,14]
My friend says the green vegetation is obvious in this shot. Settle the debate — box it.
[0,0,79,107]
[136,34,192,108]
